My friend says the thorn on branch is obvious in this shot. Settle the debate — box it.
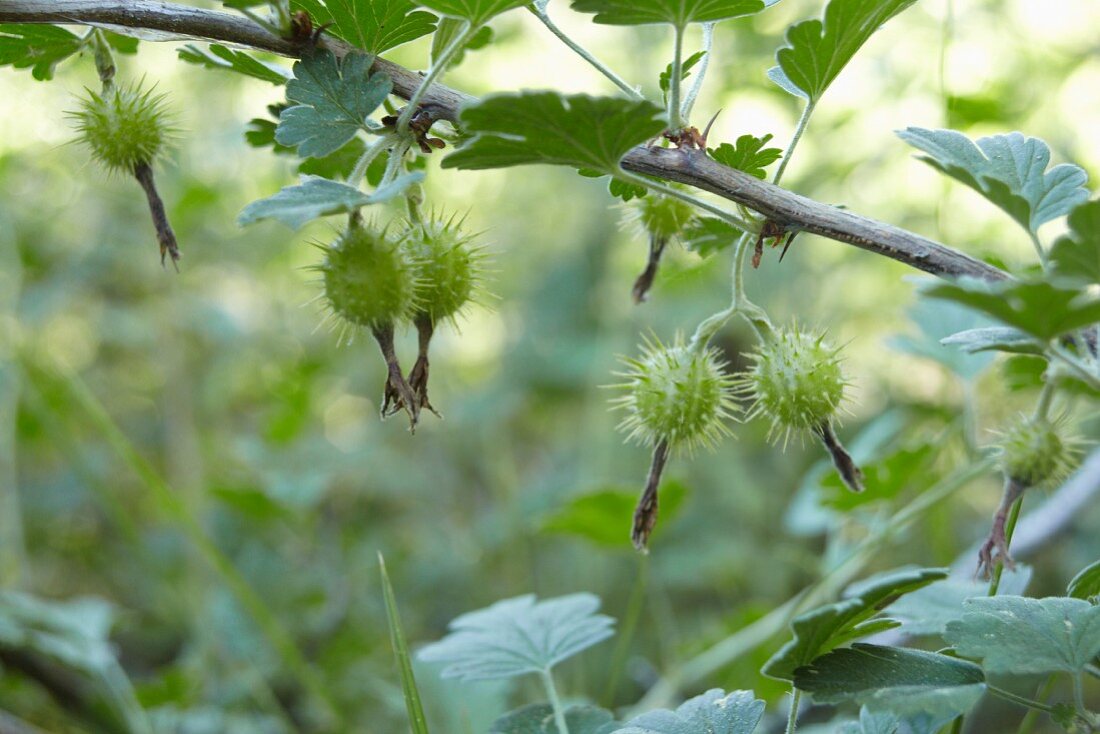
[382,108,446,154]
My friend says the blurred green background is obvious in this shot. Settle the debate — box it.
[1,0,1099,731]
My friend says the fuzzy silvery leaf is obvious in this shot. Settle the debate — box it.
[276,50,391,158]
[945,596,1100,675]
[571,0,776,27]
[940,327,1044,356]
[837,708,899,734]
[417,0,529,25]
[291,0,438,54]
[885,566,1031,638]
[891,297,995,380]
[794,644,985,722]
[178,44,290,85]
[771,0,917,102]
[613,689,765,734]
[443,93,666,176]
[763,568,947,681]
[920,277,1100,342]
[238,173,424,229]
[897,128,1090,235]
[1049,200,1100,285]
[417,593,614,680]
[491,704,620,734]
[0,24,82,80]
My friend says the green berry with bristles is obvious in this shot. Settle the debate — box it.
[612,336,737,453]
[71,82,173,174]
[738,328,847,445]
[623,192,695,241]
[402,215,487,324]
[321,226,418,330]
[998,416,1075,487]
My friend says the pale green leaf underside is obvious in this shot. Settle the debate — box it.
[418,0,529,25]
[443,92,667,176]
[491,704,620,734]
[276,50,392,158]
[940,327,1044,356]
[898,128,1090,234]
[885,566,1032,638]
[1050,200,1100,285]
[178,43,289,85]
[238,174,423,229]
[773,0,918,102]
[794,644,985,722]
[291,0,437,54]
[417,593,615,681]
[763,567,947,681]
[569,0,770,27]
[613,689,765,734]
[945,596,1100,675]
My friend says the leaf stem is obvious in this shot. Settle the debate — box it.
[1050,343,1100,390]
[680,22,715,121]
[540,669,570,734]
[987,683,1059,714]
[529,5,641,99]
[618,170,754,233]
[396,20,476,135]
[348,132,396,189]
[1029,230,1047,267]
[785,689,802,734]
[1015,675,1056,734]
[668,24,686,130]
[988,492,1023,596]
[773,101,816,185]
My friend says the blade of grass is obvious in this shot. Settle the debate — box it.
[22,356,340,728]
[379,553,431,734]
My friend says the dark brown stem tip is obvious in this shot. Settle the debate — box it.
[815,422,864,493]
[632,235,667,304]
[371,325,420,432]
[977,479,1026,579]
[132,162,181,271]
[632,440,671,552]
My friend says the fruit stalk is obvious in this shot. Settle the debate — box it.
[133,161,180,268]
[632,439,671,551]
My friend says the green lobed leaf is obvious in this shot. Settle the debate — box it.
[276,50,392,158]
[443,92,667,176]
[541,480,688,548]
[292,0,438,53]
[417,593,615,681]
[944,596,1100,675]
[772,0,918,103]
[0,24,82,81]
[417,0,529,25]
[794,644,986,722]
[897,128,1090,235]
[1068,560,1100,601]
[379,555,431,734]
[491,704,620,734]
[920,277,1100,342]
[237,173,424,229]
[683,217,741,256]
[659,50,707,92]
[613,689,765,734]
[571,0,773,28]
[886,566,1032,638]
[178,43,290,85]
[1049,199,1100,285]
[609,177,649,202]
[940,327,1045,356]
[708,134,784,180]
[763,567,948,681]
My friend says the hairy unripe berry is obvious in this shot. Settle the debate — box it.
[321,226,418,330]
[623,193,695,241]
[738,328,847,445]
[998,416,1075,487]
[71,83,173,173]
[613,337,737,453]
[402,215,487,324]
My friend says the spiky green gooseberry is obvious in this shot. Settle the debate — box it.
[401,215,487,324]
[612,336,737,453]
[71,83,173,173]
[321,226,419,331]
[737,328,848,446]
[998,416,1076,487]
[622,192,696,241]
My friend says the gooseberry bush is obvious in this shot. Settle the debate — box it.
[1,0,1099,733]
